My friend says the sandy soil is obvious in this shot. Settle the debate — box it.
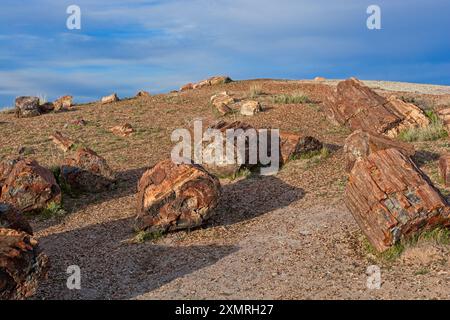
[1,79,450,300]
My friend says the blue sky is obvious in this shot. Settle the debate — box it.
[1,0,450,107]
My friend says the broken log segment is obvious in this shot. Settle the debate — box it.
[345,148,450,252]
[50,131,76,152]
[344,129,415,172]
[135,159,221,233]
[439,153,450,188]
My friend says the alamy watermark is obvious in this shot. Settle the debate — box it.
[66,265,81,290]
[66,5,81,30]
[367,5,381,30]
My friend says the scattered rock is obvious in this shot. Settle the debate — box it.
[314,77,326,81]
[101,93,119,104]
[0,158,61,213]
[110,123,134,137]
[60,148,116,193]
[136,91,151,98]
[344,130,415,172]
[209,76,233,86]
[0,228,49,300]
[50,131,76,152]
[0,203,32,235]
[240,100,262,116]
[279,132,323,165]
[211,92,235,116]
[439,153,450,187]
[135,159,221,233]
[345,148,450,252]
[15,97,40,118]
[54,95,73,111]
[70,118,87,127]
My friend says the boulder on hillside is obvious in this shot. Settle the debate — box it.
[439,153,450,188]
[0,228,49,300]
[324,78,429,136]
[180,83,194,91]
[135,159,221,233]
[60,148,116,193]
[101,93,119,104]
[240,100,262,116]
[0,158,61,213]
[0,203,33,235]
[110,123,134,137]
[200,121,257,177]
[345,148,450,252]
[344,129,415,172]
[53,95,73,111]
[15,97,41,118]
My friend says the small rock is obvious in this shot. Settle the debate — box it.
[50,131,77,152]
[180,83,194,91]
[101,93,119,104]
[136,91,151,98]
[240,100,262,116]
[110,123,134,137]
[0,203,33,235]
[314,77,326,81]
[54,95,73,111]
[17,146,35,156]
[211,92,235,116]
[39,102,55,113]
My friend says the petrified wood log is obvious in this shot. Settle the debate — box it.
[324,78,400,133]
[110,123,134,137]
[60,148,116,193]
[15,96,41,118]
[50,131,76,152]
[439,153,450,188]
[135,159,221,233]
[345,148,450,252]
[200,121,257,177]
[0,203,32,235]
[344,129,415,172]
[279,132,323,165]
[0,228,49,300]
[0,159,61,213]
[53,95,73,111]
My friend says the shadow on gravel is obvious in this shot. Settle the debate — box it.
[35,216,238,300]
[211,175,305,227]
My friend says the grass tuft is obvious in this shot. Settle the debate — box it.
[272,91,312,104]
[40,202,67,220]
[398,110,448,142]
[134,230,165,243]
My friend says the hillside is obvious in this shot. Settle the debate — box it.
[1,78,450,299]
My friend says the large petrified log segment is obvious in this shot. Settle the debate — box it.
[135,160,221,233]
[0,228,49,300]
[439,153,450,188]
[279,132,323,165]
[0,203,32,235]
[324,78,401,133]
[200,121,257,177]
[344,130,415,172]
[60,148,116,193]
[0,159,61,213]
[15,97,41,118]
[345,148,450,252]
[437,106,450,133]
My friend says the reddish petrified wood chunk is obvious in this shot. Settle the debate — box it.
[439,153,450,187]
[345,148,450,252]
[135,159,221,233]
[344,129,415,172]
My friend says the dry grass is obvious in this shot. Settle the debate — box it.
[248,84,263,98]
[272,91,312,104]
[398,111,448,142]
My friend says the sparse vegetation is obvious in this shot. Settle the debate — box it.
[134,230,165,243]
[398,110,448,142]
[40,201,67,220]
[272,91,312,104]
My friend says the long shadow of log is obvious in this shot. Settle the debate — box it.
[412,150,441,168]
[34,216,238,300]
[210,175,305,227]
